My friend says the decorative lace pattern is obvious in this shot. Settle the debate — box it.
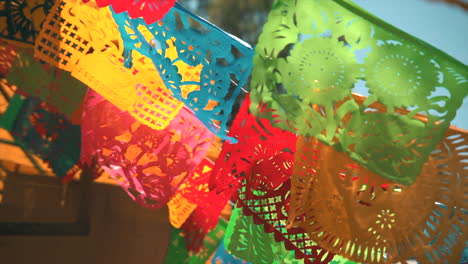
[288,128,468,263]
[167,191,197,229]
[181,196,227,252]
[211,95,334,264]
[112,3,254,141]
[34,0,119,71]
[72,49,184,129]
[178,158,213,205]
[0,95,81,178]
[81,90,213,208]
[131,83,182,129]
[238,181,335,264]
[210,94,297,200]
[167,159,228,252]
[35,0,184,130]
[0,0,54,45]
[250,0,468,185]
[7,47,87,121]
[84,0,176,24]
[224,204,303,264]
[167,157,215,229]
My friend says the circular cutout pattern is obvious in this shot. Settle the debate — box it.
[364,41,438,110]
[279,37,358,105]
[289,131,468,263]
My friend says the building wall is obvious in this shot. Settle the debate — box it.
[0,177,171,264]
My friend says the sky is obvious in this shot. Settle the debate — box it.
[352,0,468,129]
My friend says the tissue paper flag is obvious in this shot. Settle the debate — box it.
[84,0,176,24]
[34,0,120,72]
[178,158,214,206]
[164,221,227,264]
[35,0,184,130]
[224,204,304,264]
[167,189,197,228]
[167,159,227,251]
[209,94,297,202]
[223,204,359,264]
[80,90,213,208]
[288,128,468,263]
[7,47,87,121]
[180,195,228,252]
[211,95,333,264]
[223,205,358,264]
[112,2,254,142]
[236,177,335,264]
[0,95,81,178]
[167,158,217,228]
[0,0,54,45]
[249,0,468,185]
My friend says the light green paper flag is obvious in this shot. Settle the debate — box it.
[225,204,359,264]
[250,0,468,185]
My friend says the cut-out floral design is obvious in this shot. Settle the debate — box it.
[250,0,468,185]
[80,90,213,208]
[211,95,334,264]
[112,3,254,141]
[289,127,468,263]
[278,37,359,105]
[35,0,184,130]
[363,41,438,111]
[224,204,303,264]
